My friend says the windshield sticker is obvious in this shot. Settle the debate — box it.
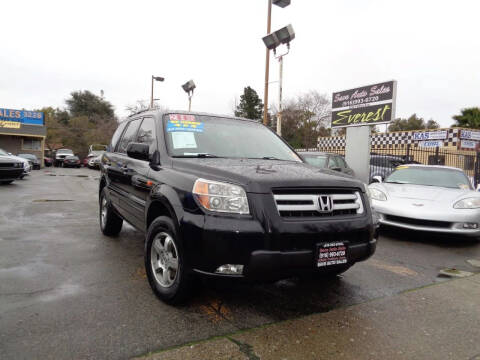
[458,184,470,190]
[167,114,204,133]
[171,132,197,149]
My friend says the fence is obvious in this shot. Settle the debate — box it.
[314,145,480,186]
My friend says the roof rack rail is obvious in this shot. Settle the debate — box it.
[128,108,153,117]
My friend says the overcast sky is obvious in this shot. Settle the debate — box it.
[1,0,479,128]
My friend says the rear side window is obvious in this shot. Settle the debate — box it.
[117,119,141,153]
[109,122,127,152]
[136,117,157,156]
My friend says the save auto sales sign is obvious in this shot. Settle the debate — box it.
[331,80,397,128]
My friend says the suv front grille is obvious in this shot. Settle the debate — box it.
[273,190,364,218]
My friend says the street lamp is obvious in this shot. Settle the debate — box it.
[262,24,295,136]
[263,0,291,126]
[182,80,196,111]
[150,75,165,108]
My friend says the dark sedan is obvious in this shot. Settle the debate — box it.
[17,153,41,170]
[299,151,355,177]
[63,155,81,168]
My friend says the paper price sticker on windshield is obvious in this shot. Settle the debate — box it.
[167,114,204,133]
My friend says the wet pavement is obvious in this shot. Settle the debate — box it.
[1,168,479,359]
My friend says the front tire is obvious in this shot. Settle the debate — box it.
[99,188,123,236]
[145,217,192,304]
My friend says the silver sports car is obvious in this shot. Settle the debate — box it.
[369,164,480,238]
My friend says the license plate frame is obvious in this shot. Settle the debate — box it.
[316,241,348,268]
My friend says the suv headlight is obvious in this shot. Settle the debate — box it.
[453,197,480,209]
[369,187,387,201]
[193,178,249,214]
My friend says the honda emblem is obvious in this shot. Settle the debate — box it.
[318,195,333,212]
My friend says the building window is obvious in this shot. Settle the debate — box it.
[23,138,41,150]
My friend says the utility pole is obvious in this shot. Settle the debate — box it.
[277,55,283,136]
[263,0,272,126]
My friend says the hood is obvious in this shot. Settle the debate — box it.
[0,154,26,164]
[172,158,364,193]
[374,182,477,204]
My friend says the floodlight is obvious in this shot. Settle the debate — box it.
[153,76,164,82]
[274,24,295,44]
[273,0,291,8]
[182,80,196,93]
[262,33,280,50]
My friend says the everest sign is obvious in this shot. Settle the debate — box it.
[331,81,397,128]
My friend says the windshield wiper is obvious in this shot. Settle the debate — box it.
[173,153,222,158]
[385,181,409,184]
[246,156,288,161]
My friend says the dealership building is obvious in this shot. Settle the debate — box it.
[0,108,46,167]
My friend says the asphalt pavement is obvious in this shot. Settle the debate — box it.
[1,168,479,359]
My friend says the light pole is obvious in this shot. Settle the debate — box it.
[262,24,295,136]
[182,80,196,111]
[263,0,291,126]
[150,76,165,108]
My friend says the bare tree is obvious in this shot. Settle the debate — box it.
[125,100,168,115]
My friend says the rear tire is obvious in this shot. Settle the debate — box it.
[99,188,123,236]
[145,216,193,304]
[0,180,13,185]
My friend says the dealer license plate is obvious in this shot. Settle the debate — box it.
[317,241,348,267]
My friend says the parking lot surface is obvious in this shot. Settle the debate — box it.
[1,168,479,359]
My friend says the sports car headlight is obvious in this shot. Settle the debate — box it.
[453,197,480,209]
[193,179,249,214]
[369,187,387,201]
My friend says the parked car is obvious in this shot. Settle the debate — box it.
[87,154,103,169]
[17,153,41,170]
[0,150,24,184]
[63,155,81,168]
[99,111,376,304]
[369,155,406,183]
[369,164,480,239]
[300,151,355,176]
[44,156,53,167]
[54,149,74,167]
[0,148,31,178]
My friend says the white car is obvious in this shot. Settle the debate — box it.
[369,164,480,239]
[55,149,74,167]
[0,148,31,178]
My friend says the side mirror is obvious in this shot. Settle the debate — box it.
[371,175,383,183]
[126,142,149,161]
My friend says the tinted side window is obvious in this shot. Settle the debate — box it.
[109,122,127,152]
[117,119,141,154]
[136,117,156,156]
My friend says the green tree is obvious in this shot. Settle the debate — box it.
[234,86,263,120]
[66,90,114,120]
[452,107,480,129]
[387,114,439,132]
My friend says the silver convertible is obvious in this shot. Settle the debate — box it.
[369,165,480,239]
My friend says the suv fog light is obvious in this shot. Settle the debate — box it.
[463,223,478,229]
[215,264,244,275]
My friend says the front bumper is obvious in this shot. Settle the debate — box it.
[182,194,376,280]
[373,200,480,237]
[0,168,24,181]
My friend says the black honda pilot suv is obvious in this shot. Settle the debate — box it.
[99,111,377,304]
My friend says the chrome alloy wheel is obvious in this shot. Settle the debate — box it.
[150,232,179,288]
[100,197,107,229]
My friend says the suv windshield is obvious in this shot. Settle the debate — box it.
[386,166,472,189]
[164,115,301,161]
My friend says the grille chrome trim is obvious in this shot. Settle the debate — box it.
[273,191,364,217]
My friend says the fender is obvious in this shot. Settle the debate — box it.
[146,183,185,230]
